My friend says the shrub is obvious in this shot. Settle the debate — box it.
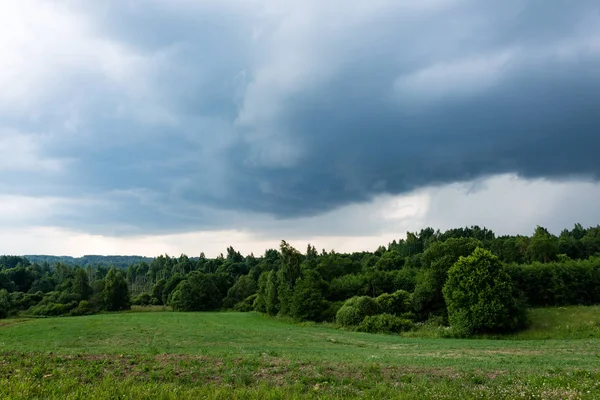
[101,269,130,311]
[13,291,44,310]
[506,257,600,307]
[336,305,363,327]
[30,301,78,317]
[9,292,26,310]
[290,270,328,321]
[329,274,368,301]
[132,292,152,306]
[413,238,483,319]
[151,297,161,306]
[70,300,92,316]
[162,274,184,305]
[0,289,10,319]
[358,314,414,334]
[265,270,280,316]
[376,290,411,315]
[254,270,279,315]
[151,279,166,305]
[252,272,268,313]
[223,275,257,309]
[169,272,221,311]
[336,296,379,327]
[234,294,257,312]
[443,248,528,336]
[58,291,79,304]
[320,301,344,323]
[345,296,379,317]
[411,271,437,321]
[392,268,417,292]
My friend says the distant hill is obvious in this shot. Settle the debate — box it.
[23,255,153,268]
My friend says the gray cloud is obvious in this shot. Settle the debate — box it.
[1,0,600,235]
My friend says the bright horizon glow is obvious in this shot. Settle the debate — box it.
[2,174,599,257]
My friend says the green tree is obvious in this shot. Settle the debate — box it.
[5,266,38,293]
[376,290,411,316]
[265,270,280,316]
[0,289,10,319]
[443,248,527,336]
[151,279,166,304]
[29,275,55,293]
[373,250,405,271]
[132,292,152,306]
[528,226,559,263]
[0,271,16,292]
[335,296,379,327]
[73,267,92,301]
[413,237,482,319]
[290,269,328,321]
[253,272,269,313]
[223,274,257,308]
[162,273,184,304]
[101,269,131,311]
[169,272,221,311]
[277,240,302,316]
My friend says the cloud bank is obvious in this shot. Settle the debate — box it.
[1,0,599,251]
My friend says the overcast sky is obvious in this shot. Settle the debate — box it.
[1,0,600,257]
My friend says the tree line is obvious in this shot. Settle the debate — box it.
[1,224,599,336]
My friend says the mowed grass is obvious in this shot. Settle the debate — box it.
[1,308,600,399]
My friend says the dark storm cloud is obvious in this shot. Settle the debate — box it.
[194,0,600,217]
[2,0,600,234]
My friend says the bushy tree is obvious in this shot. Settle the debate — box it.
[413,237,482,319]
[0,289,10,319]
[277,241,302,315]
[73,268,92,301]
[162,273,184,305]
[335,305,363,327]
[376,290,411,316]
[374,250,405,271]
[290,269,328,321]
[151,279,166,305]
[528,226,559,263]
[234,294,257,312]
[358,314,414,334]
[336,296,379,327]
[223,275,257,309]
[253,272,269,313]
[5,266,38,293]
[443,248,527,336]
[169,272,221,311]
[329,273,367,301]
[265,270,280,316]
[132,292,152,306]
[29,275,55,294]
[0,272,16,292]
[101,269,131,311]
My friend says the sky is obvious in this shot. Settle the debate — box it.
[1,0,600,257]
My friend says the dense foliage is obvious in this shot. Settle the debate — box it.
[443,248,527,336]
[23,255,153,268]
[1,223,600,336]
[0,256,130,318]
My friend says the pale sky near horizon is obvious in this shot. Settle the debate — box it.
[1,1,599,257]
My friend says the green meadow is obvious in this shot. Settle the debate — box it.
[1,307,600,399]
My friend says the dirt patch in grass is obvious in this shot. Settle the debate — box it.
[0,351,471,387]
[0,319,28,328]
[479,348,546,356]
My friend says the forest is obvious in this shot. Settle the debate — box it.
[2,223,600,337]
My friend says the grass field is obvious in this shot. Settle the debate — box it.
[1,307,600,399]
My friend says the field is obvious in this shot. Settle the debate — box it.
[1,307,600,399]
